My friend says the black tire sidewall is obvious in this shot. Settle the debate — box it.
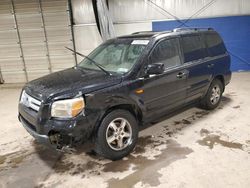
[94,109,138,160]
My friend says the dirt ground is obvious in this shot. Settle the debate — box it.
[0,72,250,188]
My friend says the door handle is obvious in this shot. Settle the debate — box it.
[176,72,186,78]
[207,63,214,68]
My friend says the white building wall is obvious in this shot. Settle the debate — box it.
[72,0,102,62]
[72,0,250,61]
[109,0,250,22]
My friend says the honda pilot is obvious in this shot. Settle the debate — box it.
[18,28,231,160]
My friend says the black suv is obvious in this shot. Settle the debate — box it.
[19,28,231,160]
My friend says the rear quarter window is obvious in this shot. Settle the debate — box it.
[205,33,226,57]
[181,35,206,63]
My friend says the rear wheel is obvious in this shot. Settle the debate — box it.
[200,79,223,110]
[94,110,138,160]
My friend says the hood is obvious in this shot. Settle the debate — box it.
[25,67,122,101]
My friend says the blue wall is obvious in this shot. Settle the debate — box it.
[152,15,250,71]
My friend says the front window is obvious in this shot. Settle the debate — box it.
[149,38,181,69]
[78,39,148,74]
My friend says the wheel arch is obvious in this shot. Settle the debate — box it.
[92,103,143,138]
[102,104,142,125]
[214,75,225,91]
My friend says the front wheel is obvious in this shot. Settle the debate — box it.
[94,110,138,160]
[200,79,223,110]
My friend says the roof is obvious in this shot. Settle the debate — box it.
[117,27,215,40]
[117,31,159,39]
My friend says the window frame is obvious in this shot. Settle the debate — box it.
[147,36,184,71]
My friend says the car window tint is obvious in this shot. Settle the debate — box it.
[150,38,181,69]
[205,33,226,57]
[182,35,205,62]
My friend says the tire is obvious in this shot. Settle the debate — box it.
[94,109,138,160]
[200,79,224,110]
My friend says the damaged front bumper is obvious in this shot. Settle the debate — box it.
[20,115,50,145]
[18,102,98,150]
[20,116,75,153]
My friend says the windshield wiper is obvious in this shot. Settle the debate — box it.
[65,47,112,76]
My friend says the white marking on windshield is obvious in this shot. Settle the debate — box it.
[131,40,149,45]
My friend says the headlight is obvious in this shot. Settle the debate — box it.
[20,90,26,103]
[51,97,85,118]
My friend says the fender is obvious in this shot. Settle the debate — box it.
[85,83,144,136]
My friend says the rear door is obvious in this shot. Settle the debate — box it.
[180,34,212,102]
[142,37,188,119]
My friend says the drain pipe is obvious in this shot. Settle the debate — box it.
[92,0,101,34]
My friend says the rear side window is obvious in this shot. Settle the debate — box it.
[205,33,226,57]
[181,35,205,62]
[149,38,181,69]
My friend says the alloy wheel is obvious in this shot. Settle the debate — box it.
[210,84,221,105]
[105,118,132,151]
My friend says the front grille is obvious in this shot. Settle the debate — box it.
[20,91,41,112]
[20,115,37,132]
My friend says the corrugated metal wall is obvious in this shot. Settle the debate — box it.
[1,0,249,83]
[0,0,75,83]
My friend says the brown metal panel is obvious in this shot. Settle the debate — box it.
[1,71,26,83]
[25,56,49,71]
[0,58,24,72]
[0,0,75,83]
[11,0,29,82]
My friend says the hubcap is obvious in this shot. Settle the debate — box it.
[210,84,221,105]
[106,118,132,151]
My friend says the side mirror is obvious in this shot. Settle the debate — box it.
[146,63,165,75]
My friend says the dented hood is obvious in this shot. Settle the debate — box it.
[25,67,122,100]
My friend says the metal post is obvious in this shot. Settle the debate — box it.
[38,0,52,73]
[10,0,28,82]
[0,66,4,84]
[68,0,78,65]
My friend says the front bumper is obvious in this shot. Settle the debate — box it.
[20,115,50,145]
[18,102,99,148]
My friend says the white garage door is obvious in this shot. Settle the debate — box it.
[0,0,76,83]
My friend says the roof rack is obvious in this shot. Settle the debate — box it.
[132,31,153,35]
[173,27,214,32]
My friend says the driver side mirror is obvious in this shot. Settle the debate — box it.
[145,63,165,75]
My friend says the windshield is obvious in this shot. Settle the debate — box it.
[78,39,148,74]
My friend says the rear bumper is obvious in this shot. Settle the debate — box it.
[224,70,232,86]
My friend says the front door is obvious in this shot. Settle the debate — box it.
[142,37,188,120]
